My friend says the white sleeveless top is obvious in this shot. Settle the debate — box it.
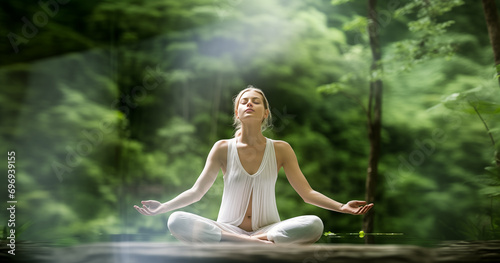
[216,138,280,230]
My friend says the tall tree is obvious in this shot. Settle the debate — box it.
[482,0,500,88]
[481,0,500,166]
[363,0,383,244]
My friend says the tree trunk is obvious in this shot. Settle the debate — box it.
[364,0,383,244]
[481,0,500,167]
[482,0,500,86]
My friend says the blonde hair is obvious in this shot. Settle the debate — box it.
[233,86,272,137]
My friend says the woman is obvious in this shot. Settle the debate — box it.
[134,86,373,244]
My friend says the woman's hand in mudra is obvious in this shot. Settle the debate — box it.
[134,200,163,216]
[340,201,373,215]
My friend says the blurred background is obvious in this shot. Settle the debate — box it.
[0,0,499,247]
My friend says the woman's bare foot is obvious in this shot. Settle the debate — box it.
[221,231,273,244]
[250,236,274,244]
[250,233,273,244]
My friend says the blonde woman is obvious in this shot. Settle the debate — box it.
[134,86,373,244]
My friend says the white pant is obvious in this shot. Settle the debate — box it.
[167,211,324,244]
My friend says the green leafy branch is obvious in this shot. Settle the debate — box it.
[440,86,500,235]
[441,88,500,148]
[392,0,464,69]
[317,73,369,117]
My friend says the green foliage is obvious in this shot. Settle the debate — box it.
[1,0,499,246]
[342,16,368,34]
[331,0,352,6]
[441,88,500,115]
[320,0,500,244]
[391,0,465,69]
[437,80,500,202]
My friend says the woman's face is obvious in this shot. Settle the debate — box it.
[236,90,269,124]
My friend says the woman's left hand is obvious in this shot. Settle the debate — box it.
[134,200,164,216]
[340,201,374,215]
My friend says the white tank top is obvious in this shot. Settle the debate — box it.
[216,137,280,230]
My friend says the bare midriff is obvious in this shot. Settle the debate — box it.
[238,192,253,232]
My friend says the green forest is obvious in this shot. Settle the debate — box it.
[1,0,499,247]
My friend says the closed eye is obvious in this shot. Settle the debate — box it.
[240,98,261,104]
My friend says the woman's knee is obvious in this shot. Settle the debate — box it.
[167,211,191,235]
[167,211,222,243]
[305,215,324,240]
[269,215,324,244]
[295,215,323,237]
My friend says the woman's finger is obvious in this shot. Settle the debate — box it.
[135,206,147,215]
[354,200,367,206]
[134,205,153,216]
[354,205,366,215]
[141,207,152,216]
[361,205,372,214]
[360,206,369,214]
[355,206,363,214]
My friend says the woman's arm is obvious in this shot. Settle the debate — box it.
[277,141,373,215]
[134,140,226,216]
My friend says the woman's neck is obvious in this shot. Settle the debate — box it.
[238,122,266,146]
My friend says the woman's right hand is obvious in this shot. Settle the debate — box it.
[134,200,164,216]
[340,200,373,215]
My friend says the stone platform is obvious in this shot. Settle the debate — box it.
[3,241,500,263]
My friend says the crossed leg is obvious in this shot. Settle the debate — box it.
[167,211,324,244]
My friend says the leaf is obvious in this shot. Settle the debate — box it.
[479,186,500,197]
[441,93,475,114]
[441,91,500,115]
[331,0,352,6]
[342,16,368,33]
[469,100,500,114]
[317,83,347,95]
[485,166,500,176]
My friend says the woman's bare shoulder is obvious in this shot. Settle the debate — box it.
[271,139,292,149]
[271,139,294,155]
[213,139,230,150]
[211,139,231,157]
[271,140,295,168]
[205,139,230,166]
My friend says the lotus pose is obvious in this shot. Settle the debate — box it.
[134,86,373,244]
